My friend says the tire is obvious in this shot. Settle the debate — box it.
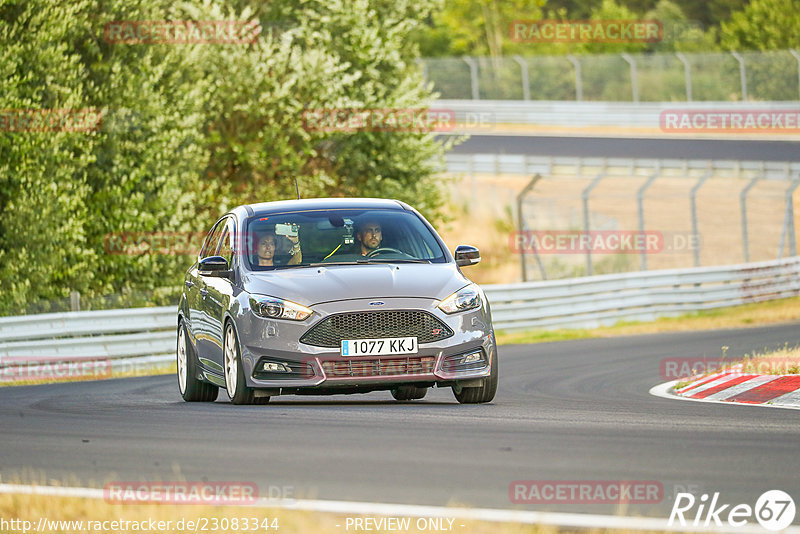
[453,350,498,404]
[177,320,219,402]
[223,322,267,405]
[391,385,428,401]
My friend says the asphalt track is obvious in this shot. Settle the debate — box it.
[2,323,800,523]
[448,135,800,162]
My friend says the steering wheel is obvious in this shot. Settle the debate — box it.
[366,247,406,258]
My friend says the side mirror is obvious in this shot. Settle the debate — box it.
[199,256,232,278]
[454,245,481,267]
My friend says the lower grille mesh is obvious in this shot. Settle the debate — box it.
[300,310,453,348]
[322,356,435,377]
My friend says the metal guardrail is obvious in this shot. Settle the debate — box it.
[1,256,798,363]
[444,153,800,180]
[0,307,175,363]
[484,256,800,330]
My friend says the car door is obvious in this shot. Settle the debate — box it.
[202,216,237,371]
[191,218,226,372]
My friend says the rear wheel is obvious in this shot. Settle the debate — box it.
[177,320,218,402]
[391,386,428,401]
[224,322,267,405]
[453,351,498,404]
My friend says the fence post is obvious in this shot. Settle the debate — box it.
[621,53,639,103]
[582,170,607,276]
[778,177,800,259]
[790,50,800,100]
[638,168,660,270]
[512,55,531,101]
[690,169,712,266]
[676,52,692,102]
[566,55,583,101]
[70,291,81,312]
[731,51,748,101]
[463,57,480,100]
[517,174,545,281]
[740,172,762,262]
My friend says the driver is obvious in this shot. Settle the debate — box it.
[355,220,382,256]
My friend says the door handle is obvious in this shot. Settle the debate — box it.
[199,288,209,297]
[184,280,194,288]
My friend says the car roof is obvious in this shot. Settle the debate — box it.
[234,197,412,218]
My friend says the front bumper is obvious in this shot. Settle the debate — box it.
[236,296,495,391]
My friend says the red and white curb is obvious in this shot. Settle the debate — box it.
[651,364,800,410]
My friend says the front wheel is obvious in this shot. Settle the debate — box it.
[224,322,267,405]
[453,351,498,404]
[177,320,218,402]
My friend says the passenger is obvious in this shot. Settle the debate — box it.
[256,231,301,267]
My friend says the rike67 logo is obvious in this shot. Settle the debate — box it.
[669,490,796,531]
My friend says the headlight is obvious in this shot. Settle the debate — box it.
[250,295,312,321]
[438,284,482,314]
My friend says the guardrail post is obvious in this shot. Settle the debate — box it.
[790,50,800,100]
[517,174,545,281]
[690,169,712,266]
[566,55,583,101]
[676,52,692,102]
[582,170,607,276]
[621,53,639,103]
[740,172,762,262]
[463,57,480,100]
[731,51,748,101]
[638,168,660,270]
[778,176,800,258]
[512,55,531,101]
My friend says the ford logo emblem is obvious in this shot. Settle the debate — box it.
[368,301,385,306]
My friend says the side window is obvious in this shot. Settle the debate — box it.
[217,219,235,266]
[199,219,225,259]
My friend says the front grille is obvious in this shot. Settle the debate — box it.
[322,356,435,377]
[300,310,453,348]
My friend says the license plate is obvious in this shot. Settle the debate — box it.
[341,337,418,357]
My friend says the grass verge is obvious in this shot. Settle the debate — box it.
[0,490,672,534]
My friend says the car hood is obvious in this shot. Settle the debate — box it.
[241,263,470,306]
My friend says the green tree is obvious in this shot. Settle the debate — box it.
[719,0,800,50]
[0,0,451,315]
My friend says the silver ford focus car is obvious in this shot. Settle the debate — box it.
[177,198,497,405]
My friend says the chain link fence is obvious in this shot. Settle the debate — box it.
[421,50,800,102]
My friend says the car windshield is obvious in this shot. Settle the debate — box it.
[242,208,446,270]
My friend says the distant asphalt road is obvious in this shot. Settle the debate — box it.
[3,323,800,521]
[447,135,800,162]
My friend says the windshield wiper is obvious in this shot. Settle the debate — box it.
[308,261,365,267]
